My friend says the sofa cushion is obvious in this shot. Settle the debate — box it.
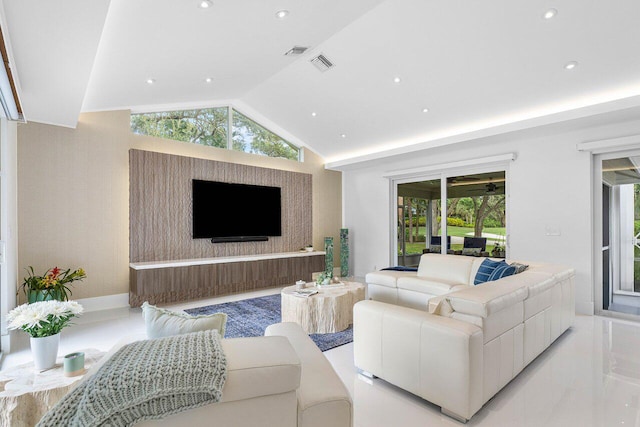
[447,278,529,318]
[366,270,416,288]
[398,276,466,295]
[417,254,476,286]
[474,259,508,285]
[142,302,227,339]
[524,273,556,298]
[509,261,573,281]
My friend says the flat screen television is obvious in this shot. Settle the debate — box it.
[192,179,282,242]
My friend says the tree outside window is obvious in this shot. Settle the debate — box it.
[232,110,299,161]
[130,107,301,162]
[131,108,228,148]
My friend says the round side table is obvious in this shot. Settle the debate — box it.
[0,348,105,427]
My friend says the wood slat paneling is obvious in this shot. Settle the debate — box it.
[130,149,313,263]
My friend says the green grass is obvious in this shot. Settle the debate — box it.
[405,226,505,238]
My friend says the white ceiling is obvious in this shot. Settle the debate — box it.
[3,0,640,164]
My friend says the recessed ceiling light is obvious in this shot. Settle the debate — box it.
[146,78,156,85]
[393,77,401,84]
[275,10,289,19]
[543,8,557,19]
[340,134,347,138]
[198,0,212,9]
[311,112,317,117]
[422,108,429,113]
[564,61,578,70]
[204,77,213,83]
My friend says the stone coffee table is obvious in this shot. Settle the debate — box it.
[281,281,365,334]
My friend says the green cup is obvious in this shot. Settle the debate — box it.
[63,352,85,377]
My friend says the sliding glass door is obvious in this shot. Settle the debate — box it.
[601,155,640,316]
[395,169,507,267]
[397,178,441,267]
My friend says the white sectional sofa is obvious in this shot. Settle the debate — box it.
[355,253,574,422]
[78,322,352,427]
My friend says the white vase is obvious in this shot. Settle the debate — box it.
[30,333,60,370]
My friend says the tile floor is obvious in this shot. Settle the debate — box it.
[3,289,640,427]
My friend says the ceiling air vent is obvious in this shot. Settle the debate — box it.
[310,54,334,72]
[284,46,309,56]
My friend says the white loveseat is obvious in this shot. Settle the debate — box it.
[78,322,352,427]
[355,254,574,422]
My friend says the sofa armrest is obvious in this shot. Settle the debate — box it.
[219,336,301,403]
[353,300,483,421]
[266,322,353,427]
[365,270,417,288]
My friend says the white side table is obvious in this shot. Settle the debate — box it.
[0,348,105,427]
[281,281,365,334]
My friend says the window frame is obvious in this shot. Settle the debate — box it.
[389,161,511,267]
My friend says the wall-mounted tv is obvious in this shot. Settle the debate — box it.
[192,179,282,243]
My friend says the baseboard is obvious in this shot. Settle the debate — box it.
[575,300,594,315]
[76,293,129,312]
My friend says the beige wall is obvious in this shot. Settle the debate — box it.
[17,110,342,300]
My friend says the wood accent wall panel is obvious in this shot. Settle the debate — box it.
[129,255,325,307]
[129,149,312,263]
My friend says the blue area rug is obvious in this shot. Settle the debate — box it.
[184,294,353,352]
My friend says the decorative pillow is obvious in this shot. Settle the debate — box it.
[510,262,529,274]
[142,302,227,339]
[474,259,508,285]
[461,247,481,256]
[429,244,441,253]
[488,264,517,281]
[430,297,454,317]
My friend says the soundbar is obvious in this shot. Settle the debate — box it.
[211,236,269,243]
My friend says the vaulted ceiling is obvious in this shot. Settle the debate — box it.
[2,0,640,166]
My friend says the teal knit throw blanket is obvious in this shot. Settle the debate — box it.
[37,330,227,427]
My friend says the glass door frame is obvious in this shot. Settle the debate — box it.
[594,149,640,317]
[390,163,510,267]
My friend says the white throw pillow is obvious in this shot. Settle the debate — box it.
[430,297,454,317]
[142,302,227,339]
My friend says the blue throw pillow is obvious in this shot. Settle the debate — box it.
[488,264,517,282]
[474,259,508,285]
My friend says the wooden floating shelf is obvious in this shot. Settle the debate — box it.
[129,251,326,307]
